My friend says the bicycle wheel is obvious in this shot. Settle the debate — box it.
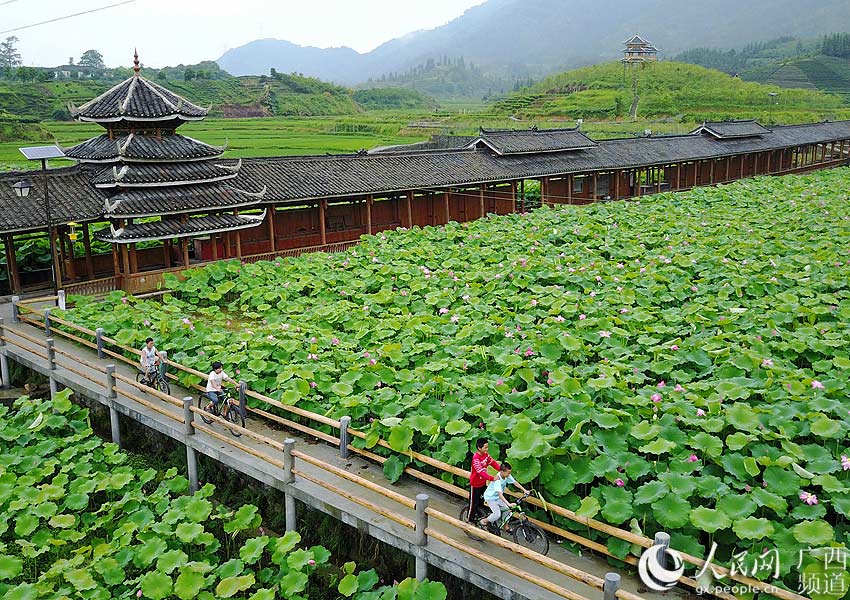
[154,377,170,396]
[458,504,487,540]
[197,395,215,424]
[135,372,148,386]
[512,522,549,556]
[225,403,245,436]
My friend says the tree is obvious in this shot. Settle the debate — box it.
[78,49,105,69]
[15,66,38,82]
[183,68,196,81]
[0,36,22,69]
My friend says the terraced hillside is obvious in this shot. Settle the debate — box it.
[743,55,850,102]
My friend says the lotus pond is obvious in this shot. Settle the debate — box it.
[63,169,850,595]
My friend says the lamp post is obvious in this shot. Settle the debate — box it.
[768,92,778,123]
[17,146,65,294]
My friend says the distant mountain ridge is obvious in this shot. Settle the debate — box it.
[217,0,850,85]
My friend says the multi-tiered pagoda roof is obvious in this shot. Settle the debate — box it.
[64,52,265,243]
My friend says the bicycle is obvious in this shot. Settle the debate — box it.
[136,362,170,395]
[197,388,246,437]
[458,491,549,555]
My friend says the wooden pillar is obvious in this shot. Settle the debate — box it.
[655,167,662,193]
[120,221,131,277]
[65,232,77,282]
[82,223,94,279]
[319,200,327,245]
[766,151,772,174]
[725,157,731,181]
[129,243,138,274]
[111,244,120,277]
[510,181,517,213]
[366,196,373,235]
[754,153,759,175]
[592,173,598,200]
[675,164,681,190]
[614,171,620,201]
[234,210,242,259]
[267,204,276,253]
[443,191,450,223]
[566,175,573,204]
[3,235,20,294]
[181,239,190,268]
[520,180,526,212]
[541,177,548,206]
[479,184,485,217]
[637,170,643,197]
[779,149,786,172]
[163,240,172,268]
[740,155,746,177]
[709,160,715,185]
[406,191,413,228]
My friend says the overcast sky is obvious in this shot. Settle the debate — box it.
[5,0,487,68]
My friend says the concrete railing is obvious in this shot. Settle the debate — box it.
[6,296,807,600]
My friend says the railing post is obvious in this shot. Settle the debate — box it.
[183,396,199,493]
[654,532,671,570]
[0,317,9,390]
[45,338,57,396]
[57,290,66,310]
[44,309,52,337]
[415,494,429,581]
[604,573,621,600]
[10,296,20,323]
[239,381,247,419]
[283,438,297,532]
[159,351,168,381]
[95,328,105,359]
[104,364,120,447]
[339,415,351,459]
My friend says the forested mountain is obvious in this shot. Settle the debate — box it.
[217,0,850,85]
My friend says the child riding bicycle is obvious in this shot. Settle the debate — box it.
[479,462,529,531]
[206,361,238,406]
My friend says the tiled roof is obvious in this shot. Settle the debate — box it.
[70,75,207,122]
[95,211,266,243]
[472,127,597,155]
[91,160,241,188]
[232,120,850,202]
[65,133,224,163]
[105,183,267,218]
[693,120,772,139]
[0,167,107,233]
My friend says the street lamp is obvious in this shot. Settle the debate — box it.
[17,145,65,294]
[12,180,32,197]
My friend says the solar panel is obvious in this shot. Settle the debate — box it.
[19,145,65,160]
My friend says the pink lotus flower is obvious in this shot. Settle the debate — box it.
[657,381,666,389]
[496,379,504,386]
[310,381,317,388]
[524,348,535,357]
[450,315,459,323]
[547,378,554,385]
[615,479,625,487]
[308,559,316,565]
[841,455,850,471]
[599,331,612,338]
[579,314,587,320]
[122,297,128,304]
[799,492,818,505]
[463,294,471,301]
[530,299,538,307]
[651,393,662,403]
[555,315,565,323]
[762,358,773,367]
[307,353,318,360]
[400,290,408,296]
[310,336,317,343]
[674,384,685,392]
[620,308,629,314]
[363,352,370,358]
[744,485,752,492]
[687,454,699,463]
[235,369,240,375]
[696,408,706,417]
[505,331,514,338]
[199,351,205,356]
[332,337,340,345]
[143,319,151,327]
[811,380,825,390]
[137,590,143,598]
[439,308,449,315]
[182,317,191,325]
[670,344,679,351]
[369,359,377,366]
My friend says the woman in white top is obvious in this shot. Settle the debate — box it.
[206,361,237,406]
[139,337,162,380]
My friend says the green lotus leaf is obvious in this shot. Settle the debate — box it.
[184,498,215,524]
[3,583,37,600]
[0,555,22,580]
[239,537,269,565]
[388,425,414,452]
[383,455,407,483]
[762,466,801,497]
[792,520,834,545]
[725,403,760,430]
[248,590,276,600]
[135,537,168,567]
[732,517,774,539]
[635,480,668,505]
[689,507,731,533]
[445,420,471,435]
[575,495,600,519]
[218,559,245,579]
[810,417,841,438]
[175,522,204,543]
[718,494,757,519]
[157,549,188,575]
[216,574,255,598]
[332,382,354,397]
[638,438,677,454]
[801,562,850,600]
[507,419,551,461]
[224,504,260,533]
[653,493,690,528]
[48,514,75,529]
[338,573,359,597]
[65,567,97,591]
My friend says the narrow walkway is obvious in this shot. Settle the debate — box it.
[0,302,686,600]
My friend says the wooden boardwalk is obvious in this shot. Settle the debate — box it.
[0,296,796,600]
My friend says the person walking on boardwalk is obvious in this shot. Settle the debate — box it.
[468,438,501,521]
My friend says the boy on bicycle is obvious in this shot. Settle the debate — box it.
[479,462,529,530]
[206,361,237,406]
[139,337,163,383]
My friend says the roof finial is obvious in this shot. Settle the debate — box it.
[133,49,140,75]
